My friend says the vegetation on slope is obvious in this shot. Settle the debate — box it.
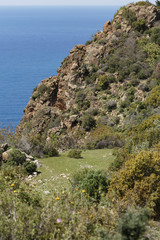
[1,1,160,239]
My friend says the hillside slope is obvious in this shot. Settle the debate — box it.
[17,2,160,156]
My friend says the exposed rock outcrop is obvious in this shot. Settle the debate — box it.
[16,2,160,154]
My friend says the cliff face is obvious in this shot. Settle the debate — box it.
[17,2,160,155]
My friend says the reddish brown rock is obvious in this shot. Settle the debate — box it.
[103,21,112,34]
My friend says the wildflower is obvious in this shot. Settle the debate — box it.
[70,201,74,205]
[78,211,81,214]
[98,187,101,191]
[75,188,78,191]
[14,190,17,193]
[62,191,65,194]
[56,218,62,223]
[101,193,104,197]
[11,184,15,187]
[55,197,60,200]
[82,190,86,193]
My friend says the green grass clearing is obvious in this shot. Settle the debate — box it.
[32,149,115,194]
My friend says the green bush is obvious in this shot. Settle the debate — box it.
[72,168,110,202]
[137,1,152,6]
[82,115,96,131]
[31,84,51,100]
[108,56,120,73]
[132,19,147,33]
[129,63,142,75]
[118,208,150,240]
[127,87,135,102]
[75,90,90,110]
[67,149,82,159]
[7,149,26,166]
[38,84,48,95]
[146,85,160,107]
[97,75,115,90]
[110,147,129,171]
[85,72,98,84]
[107,100,117,112]
[43,142,59,157]
[86,125,124,149]
[120,99,130,108]
[151,27,160,45]
[109,150,160,217]
[23,161,37,174]
[122,8,137,26]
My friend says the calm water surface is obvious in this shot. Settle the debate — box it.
[0,6,119,127]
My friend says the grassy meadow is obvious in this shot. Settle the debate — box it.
[33,149,115,193]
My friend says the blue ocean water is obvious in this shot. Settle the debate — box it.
[0,6,119,128]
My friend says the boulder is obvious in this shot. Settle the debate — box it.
[33,160,42,168]
[2,148,13,162]
[1,143,9,152]
[103,21,112,34]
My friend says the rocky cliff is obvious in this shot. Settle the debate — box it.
[17,2,160,156]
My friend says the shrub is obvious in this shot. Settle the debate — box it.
[72,168,110,202]
[151,27,160,45]
[0,124,16,146]
[129,63,142,74]
[86,125,124,149]
[137,68,151,79]
[97,75,115,90]
[109,150,160,218]
[127,87,135,102]
[43,142,59,157]
[137,102,146,112]
[82,115,96,131]
[146,85,160,108]
[141,42,160,66]
[7,149,26,166]
[23,161,37,174]
[110,147,129,171]
[75,90,90,110]
[132,19,147,33]
[122,8,137,26]
[120,99,130,108]
[107,100,117,112]
[38,84,48,95]
[85,72,98,84]
[118,208,150,240]
[31,84,51,100]
[85,40,93,45]
[127,114,160,150]
[67,149,82,159]
[108,56,120,73]
[137,1,152,6]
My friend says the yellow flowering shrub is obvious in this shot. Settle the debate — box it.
[146,86,160,108]
[109,151,160,217]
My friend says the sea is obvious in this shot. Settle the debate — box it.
[0,6,119,128]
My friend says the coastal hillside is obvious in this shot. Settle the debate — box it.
[1,2,160,239]
[17,1,160,156]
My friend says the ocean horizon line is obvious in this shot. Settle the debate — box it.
[0,5,121,7]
